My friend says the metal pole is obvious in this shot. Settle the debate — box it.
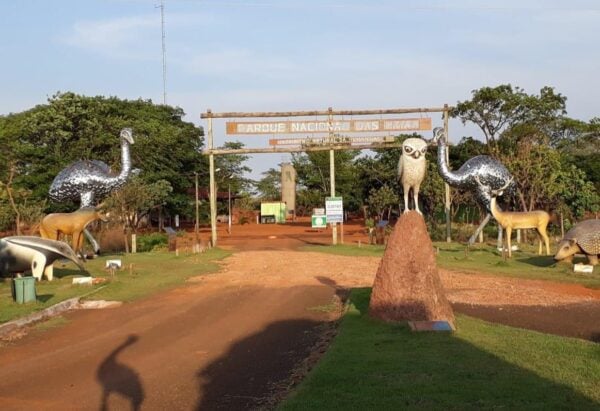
[228,183,231,234]
[158,0,167,104]
[207,110,217,247]
[328,107,337,245]
[444,105,451,243]
[195,172,199,253]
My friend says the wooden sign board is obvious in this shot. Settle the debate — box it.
[226,118,431,135]
[269,136,396,146]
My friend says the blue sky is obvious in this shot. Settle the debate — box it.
[2,0,599,179]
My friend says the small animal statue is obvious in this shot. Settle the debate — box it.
[554,219,600,265]
[397,137,428,214]
[433,127,515,245]
[0,236,85,281]
[40,207,109,257]
[475,176,550,258]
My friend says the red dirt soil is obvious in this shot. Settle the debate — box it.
[0,218,599,409]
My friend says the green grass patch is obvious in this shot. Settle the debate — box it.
[281,288,600,410]
[0,248,230,324]
[302,242,600,288]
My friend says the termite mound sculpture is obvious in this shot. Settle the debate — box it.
[475,176,551,258]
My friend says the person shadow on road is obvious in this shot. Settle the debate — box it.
[97,334,145,411]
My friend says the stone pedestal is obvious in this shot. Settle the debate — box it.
[369,211,455,328]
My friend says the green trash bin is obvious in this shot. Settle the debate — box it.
[12,276,37,304]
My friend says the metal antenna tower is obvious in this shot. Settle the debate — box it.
[156,0,167,104]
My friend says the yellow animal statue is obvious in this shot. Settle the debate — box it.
[40,207,109,256]
[476,176,551,258]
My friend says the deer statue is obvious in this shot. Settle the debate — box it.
[475,176,550,258]
[39,207,109,258]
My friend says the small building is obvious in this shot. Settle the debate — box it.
[260,202,287,223]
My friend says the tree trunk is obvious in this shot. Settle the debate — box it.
[6,164,21,235]
[131,233,137,253]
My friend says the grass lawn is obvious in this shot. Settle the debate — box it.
[281,288,600,410]
[302,243,600,288]
[0,248,230,324]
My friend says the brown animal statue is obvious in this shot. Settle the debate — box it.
[554,219,600,266]
[475,176,551,258]
[40,207,109,257]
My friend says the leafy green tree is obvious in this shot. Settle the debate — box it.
[453,84,566,154]
[366,185,399,220]
[215,141,253,190]
[292,149,360,212]
[255,168,281,201]
[0,92,205,218]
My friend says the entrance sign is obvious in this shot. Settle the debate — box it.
[311,215,327,228]
[269,136,395,146]
[226,118,431,135]
[201,106,452,248]
[326,197,344,223]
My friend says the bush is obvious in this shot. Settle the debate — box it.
[137,232,168,252]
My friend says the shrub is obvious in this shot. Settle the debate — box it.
[137,232,168,252]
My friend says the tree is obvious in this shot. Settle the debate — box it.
[453,84,566,154]
[104,177,173,252]
[366,185,399,220]
[292,149,360,213]
[0,92,205,218]
[255,168,281,201]
[215,141,253,194]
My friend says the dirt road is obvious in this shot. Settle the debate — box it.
[1,221,599,409]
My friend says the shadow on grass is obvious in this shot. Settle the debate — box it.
[36,294,54,303]
[279,288,600,410]
[516,255,557,268]
[52,267,90,279]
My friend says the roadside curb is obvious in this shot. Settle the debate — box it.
[0,297,81,338]
[0,285,112,338]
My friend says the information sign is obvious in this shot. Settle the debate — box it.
[325,197,344,223]
[311,215,327,228]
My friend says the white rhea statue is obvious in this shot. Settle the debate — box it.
[397,137,428,214]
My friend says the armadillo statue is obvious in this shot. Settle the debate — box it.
[554,219,600,266]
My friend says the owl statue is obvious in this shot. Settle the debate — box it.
[397,137,428,214]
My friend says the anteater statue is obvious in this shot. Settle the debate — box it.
[554,219,600,266]
[40,207,109,258]
[48,128,136,254]
[0,236,85,281]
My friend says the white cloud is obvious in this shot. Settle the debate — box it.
[63,15,158,58]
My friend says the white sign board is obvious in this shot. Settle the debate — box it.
[325,197,344,223]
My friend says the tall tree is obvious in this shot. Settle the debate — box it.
[0,92,205,219]
[453,84,566,154]
[255,168,281,201]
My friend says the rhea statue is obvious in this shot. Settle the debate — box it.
[397,137,428,214]
[432,127,515,245]
[48,128,137,254]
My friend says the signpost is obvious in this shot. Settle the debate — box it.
[325,197,344,223]
[311,215,327,228]
[326,197,343,244]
